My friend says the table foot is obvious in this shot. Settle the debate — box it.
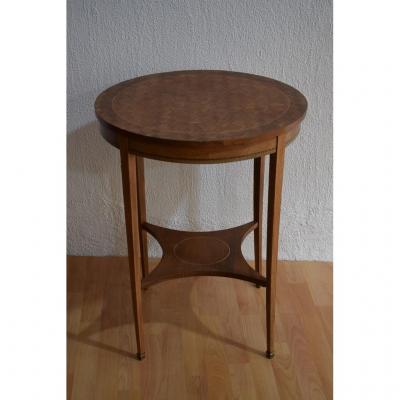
[136,352,146,360]
[266,351,275,359]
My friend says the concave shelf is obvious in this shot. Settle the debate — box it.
[141,221,267,289]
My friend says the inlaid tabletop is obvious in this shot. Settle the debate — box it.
[95,70,307,162]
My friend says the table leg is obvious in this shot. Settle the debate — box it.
[136,156,149,278]
[266,135,285,359]
[253,156,265,287]
[119,136,145,360]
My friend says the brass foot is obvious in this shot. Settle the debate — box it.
[137,352,145,360]
[266,351,275,359]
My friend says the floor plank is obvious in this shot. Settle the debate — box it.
[67,256,332,400]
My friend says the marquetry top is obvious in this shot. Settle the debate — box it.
[95,70,307,163]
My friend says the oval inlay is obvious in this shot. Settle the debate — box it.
[173,236,230,266]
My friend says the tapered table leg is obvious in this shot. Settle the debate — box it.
[253,156,265,287]
[136,156,149,278]
[119,136,145,360]
[266,135,285,359]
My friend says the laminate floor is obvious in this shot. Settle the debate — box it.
[67,256,332,400]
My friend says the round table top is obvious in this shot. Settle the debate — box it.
[95,70,307,163]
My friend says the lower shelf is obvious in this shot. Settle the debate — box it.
[141,221,267,289]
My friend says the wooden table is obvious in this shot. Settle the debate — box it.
[95,70,307,360]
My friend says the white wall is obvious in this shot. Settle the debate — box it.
[67,0,332,261]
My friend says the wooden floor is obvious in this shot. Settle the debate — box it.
[67,256,332,400]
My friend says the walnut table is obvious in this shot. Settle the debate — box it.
[95,70,307,360]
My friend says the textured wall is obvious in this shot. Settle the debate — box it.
[67,0,332,261]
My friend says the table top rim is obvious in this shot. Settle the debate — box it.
[95,70,307,145]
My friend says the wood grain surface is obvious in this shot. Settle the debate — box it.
[141,221,266,288]
[95,70,307,163]
[67,256,332,400]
